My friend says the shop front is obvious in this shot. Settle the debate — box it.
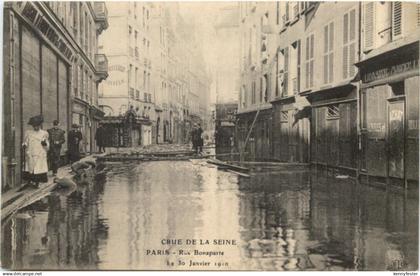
[305,84,358,172]
[236,108,272,162]
[3,2,73,188]
[357,40,419,187]
[271,97,311,163]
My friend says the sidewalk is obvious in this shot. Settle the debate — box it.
[1,154,101,222]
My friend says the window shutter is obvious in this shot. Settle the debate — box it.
[305,37,310,88]
[364,2,375,51]
[310,34,314,59]
[323,55,328,84]
[324,25,329,53]
[343,45,349,79]
[350,9,356,41]
[329,22,334,51]
[329,52,334,83]
[417,4,420,27]
[284,47,289,95]
[310,60,314,87]
[297,40,301,93]
[343,13,349,44]
[349,42,356,77]
[392,2,402,38]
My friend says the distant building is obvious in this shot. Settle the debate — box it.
[2,2,109,189]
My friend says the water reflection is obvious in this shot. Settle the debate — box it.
[1,162,418,271]
[2,178,108,270]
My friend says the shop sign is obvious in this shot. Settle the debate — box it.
[105,63,125,87]
[368,122,385,132]
[408,119,419,130]
[363,59,419,83]
[20,2,73,60]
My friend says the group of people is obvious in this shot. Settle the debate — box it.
[191,124,204,154]
[22,115,107,188]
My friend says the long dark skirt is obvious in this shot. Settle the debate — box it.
[23,172,48,183]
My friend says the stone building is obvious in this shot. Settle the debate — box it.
[98,2,154,147]
[2,1,108,189]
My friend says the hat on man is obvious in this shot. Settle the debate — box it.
[28,115,44,126]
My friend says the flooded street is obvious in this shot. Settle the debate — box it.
[2,161,418,271]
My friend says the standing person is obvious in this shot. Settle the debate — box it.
[22,115,49,188]
[95,124,106,153]
[191,125,198,154]
[47,120,65,176]
[68,124,83,163]
[197,123,204,154]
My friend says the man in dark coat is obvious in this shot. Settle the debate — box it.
[95,124,106,153]
[47,120,65,176]
[68,124,83,163]
[191,126,198,153]
[197,124,204,154]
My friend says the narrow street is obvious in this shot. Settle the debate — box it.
[2,156,418,270]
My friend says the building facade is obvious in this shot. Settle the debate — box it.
[2,1,108,189]
[236,1,419,186]
[98,2,154,147]
[150,3,211,144]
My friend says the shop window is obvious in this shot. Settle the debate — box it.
[326,104,340,120]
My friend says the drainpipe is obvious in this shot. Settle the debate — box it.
[356,2,362,182]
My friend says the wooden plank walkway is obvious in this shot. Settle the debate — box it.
[1,155,99,223]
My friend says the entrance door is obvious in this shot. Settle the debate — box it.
[388,100,405,178]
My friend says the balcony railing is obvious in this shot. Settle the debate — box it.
[95,54,108,81]
[93,2,109,33]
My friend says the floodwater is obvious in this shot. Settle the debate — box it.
[1,161,418,271]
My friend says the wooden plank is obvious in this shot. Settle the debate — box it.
[206,159,250,172]
[226,169,250,178]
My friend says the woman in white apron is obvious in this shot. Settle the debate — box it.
[22,115,50,188]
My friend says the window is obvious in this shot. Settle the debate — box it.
[305,34,314,88]
[323,22,334,84]
[280,111,288,122]
[129,64,132,89]
[135,67,138,90]
[251,81,256,104]
[343,9,356,79]
[290,40,301,94]
[278,47,289,96]
[276,2,280,25]
[326,104,340,120]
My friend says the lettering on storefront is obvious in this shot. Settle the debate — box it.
[368,122,385,132]
[108,65,126,72]
[389,110,403,121]
[106,80,125,86]
[408,119,419,130]
[105,64,125,86]
[363,60,419,83]
[20,2,73,60]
